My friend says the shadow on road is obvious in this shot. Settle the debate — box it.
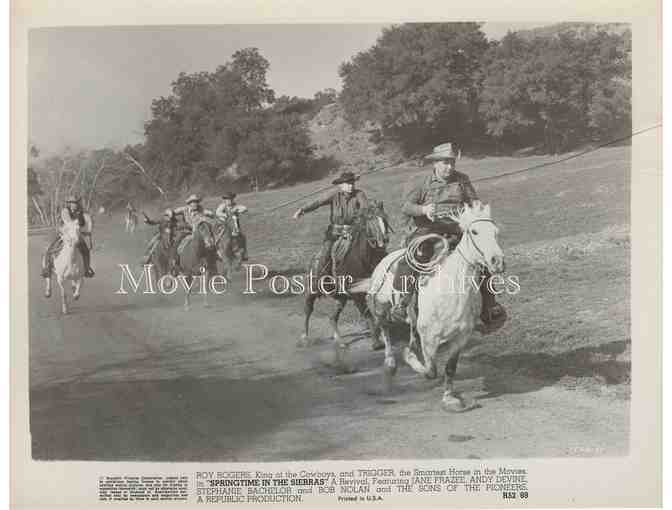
[31,372,336,462]
[467,339,631,400]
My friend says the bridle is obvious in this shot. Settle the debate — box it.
[455,218,498,269]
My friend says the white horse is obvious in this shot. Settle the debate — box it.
[361,202,505,412]
[125,209,138,234]
[44,220,85,315]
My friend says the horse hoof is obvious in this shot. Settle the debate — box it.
[425,363,438,380]
[73,294,80,301]
[333,344,356,374]
[371,338,385,351]
[442,394,479,413]
[44,291,51,298]
[383,356,397,376]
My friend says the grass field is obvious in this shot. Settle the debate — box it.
[143,144,632,397]
[28,145,631,461]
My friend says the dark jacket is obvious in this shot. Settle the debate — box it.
[301,189,370,225]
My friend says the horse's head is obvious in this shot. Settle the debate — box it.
[194,220,216,250]
[60,220,81,246]
[363,201,391,249]
[450,201,504,274]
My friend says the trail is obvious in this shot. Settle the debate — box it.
[28,218,628,461]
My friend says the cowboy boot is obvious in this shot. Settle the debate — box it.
[390,259,417,322]
[80,243,95,277]
[240,234,249,261]
[479,271,506,330]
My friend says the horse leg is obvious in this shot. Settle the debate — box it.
[381,325,396,377]
[354,295,383,351]
[441,345,477,412]
[58,278,68,315]
[330,295,347,345]
[184,275,192,311]
[202,268,210,308]
[402,329,438,379]
[407,295,421,353]
[72,279,82,301]
[331,296,357,374]
[44,275,52,298]
[299,292,317,347]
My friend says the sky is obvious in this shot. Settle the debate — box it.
[29,23,545,155]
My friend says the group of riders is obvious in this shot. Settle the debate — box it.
[40,140,505,329]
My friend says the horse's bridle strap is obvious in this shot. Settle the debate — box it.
[458,218,497,268]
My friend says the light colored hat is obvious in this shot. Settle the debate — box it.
[425,142,458,161]
[186,194,201,204]
[65,195,82,204]
[164,209,174,217]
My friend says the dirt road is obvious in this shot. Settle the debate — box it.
[28,216,629,461]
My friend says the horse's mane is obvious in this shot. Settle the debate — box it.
[448,200,492,230]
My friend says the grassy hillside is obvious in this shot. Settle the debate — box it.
[133,146,630,396]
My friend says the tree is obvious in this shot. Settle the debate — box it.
[479,28,631,152]
[339,23,491,154]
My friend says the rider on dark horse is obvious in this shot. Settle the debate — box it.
[293,171,370,277]
[141,209,179,264]
[392,142,506,327]
[142,195,213,265]
[215,191,249,262]
[41,195,95,278]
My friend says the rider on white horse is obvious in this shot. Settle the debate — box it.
[41,195,95,278]
[391,142,505,325]
[215,191,249,261]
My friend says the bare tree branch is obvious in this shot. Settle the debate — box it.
[123,152,166,196]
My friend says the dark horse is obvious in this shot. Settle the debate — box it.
[147,222,181,285]
[213,215,245,281]
[175,220,218,310]
[300,202,391,356]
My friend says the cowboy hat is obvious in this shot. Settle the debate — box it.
[186,194,201,204]
[65,195,82,204]
[425,142,458,161]
[221,191,237,200]
[332,171,360,185]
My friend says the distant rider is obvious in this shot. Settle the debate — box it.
[141,209,179,265]
[41,195,95,278]
[215,191,249,261]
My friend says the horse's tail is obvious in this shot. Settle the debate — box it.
[348,278,371,294]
